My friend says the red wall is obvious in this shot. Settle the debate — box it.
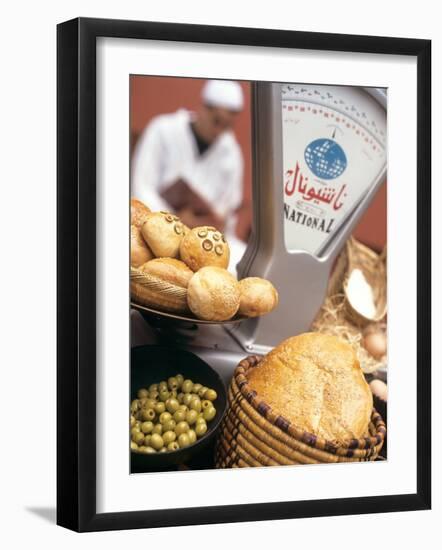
[130,76,386,251]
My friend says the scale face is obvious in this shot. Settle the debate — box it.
[281,84,387,257]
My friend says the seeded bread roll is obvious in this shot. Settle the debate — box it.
[139,258,193,289]
[141,211,188,258]
[247,332,373,443]
[130,198,151,228]
[187,266,240,321]
[238,277,279,318]
[130,225,154,267]
[180,226,230,272]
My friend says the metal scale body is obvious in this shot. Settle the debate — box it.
[131,82,387,384]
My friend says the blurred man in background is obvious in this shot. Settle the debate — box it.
[131,79,246,270]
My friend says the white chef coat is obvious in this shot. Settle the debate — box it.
[131,109,246,270]
[132,109,243,220]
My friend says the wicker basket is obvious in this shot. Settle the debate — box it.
[130,266,189,314]
[215,356,386,468]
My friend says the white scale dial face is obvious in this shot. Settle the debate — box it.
[282,84,387,256]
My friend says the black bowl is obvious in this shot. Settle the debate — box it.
[130,345,227,471]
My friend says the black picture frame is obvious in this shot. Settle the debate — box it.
[57,17,431,532]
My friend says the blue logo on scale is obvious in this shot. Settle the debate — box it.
[304,138,347,180]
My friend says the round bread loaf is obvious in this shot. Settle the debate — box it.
[238,277,279,318]
[139,258,193,289]
[247,332,373,443]
[180,226,230,271]
[130,225,154,267]
[131,198,151,228]
[141,211,187,258]
[187,266,240,321]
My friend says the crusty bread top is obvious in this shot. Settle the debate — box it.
[180,226,230,272]
[139,258,193,288]
[247,332,373,443]
[238,277,279,318]
[130,198,151,228]
[130,225,154,267]
[187,266,240,321]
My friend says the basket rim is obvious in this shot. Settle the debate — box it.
[234,355,386,455]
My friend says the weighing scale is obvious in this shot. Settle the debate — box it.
[131,82,387,386]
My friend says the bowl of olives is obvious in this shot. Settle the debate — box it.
[130,345,227,470]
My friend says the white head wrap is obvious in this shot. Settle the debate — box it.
[201,80,244,111]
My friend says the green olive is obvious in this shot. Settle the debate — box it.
[177,433,190,448]
[141,408,155,421]
[170,390,178,399]
[185,409,198,425]
[192,383,202,395]
[149,390,159,400]
[131,427,140,438]
[165,398,180,413]
[141,421,154,434]
[162,430,177,445]
[177,392,185,403]
[139,397,149,408]
[153,401,165,414]
[130,415,136,428]
[195,422,208,437]
[130,399,139,413]
[159,447,167,453]
[173,409,186,423]
[203,406,216,421]
[175,421,190,435]
[152,424,163,435]
[168,377,179,391]
[133,431,145,445]
[175,374,184,388]
[137,445,146,453]
[145,446,156,454]
[188,429,197,444]
[158,381,168,392]
[130,441,138,451]
[167,441,179,452]
[197,386,208,398]
[143,398,157,410]
[137,388,149,399]
[150,433,164,450]
[162,419,176,432]
[148,383,158,393]
[204,389,217,401]
[196,415,206,424]
[189,398,202,413]
[144,434,152,446]
[159,412,172,424]
[182,394,193,406]
[159,389,170,402]
[178,404,188,412]
[201,399,212,410]
[182,379,193,393]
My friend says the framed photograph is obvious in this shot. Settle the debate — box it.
[57,17,431,532]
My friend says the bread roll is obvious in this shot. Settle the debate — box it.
[139,258,193,289]
[131,198,151,228]
[180,226,230,272]
[238,277,278,318]
[248,332,373,443]
[131,225,154,267]
[141,211,187,258]
[187,266,240,321]
[131,258,193,313]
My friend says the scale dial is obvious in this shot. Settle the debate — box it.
[281,84,387,256]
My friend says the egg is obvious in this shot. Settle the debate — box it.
[369,379,388,403]
[363,331,387,359]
